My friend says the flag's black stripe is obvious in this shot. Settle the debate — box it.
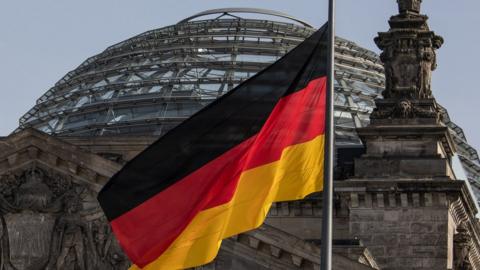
[98,24,328,221]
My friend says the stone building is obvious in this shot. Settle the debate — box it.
[1,0,479,269]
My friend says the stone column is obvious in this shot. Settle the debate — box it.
[346,1,480,269]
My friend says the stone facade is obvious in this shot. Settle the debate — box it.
[0,130,378,269]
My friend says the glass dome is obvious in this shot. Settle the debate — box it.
[18,8,480,188]
[19,8,383,141]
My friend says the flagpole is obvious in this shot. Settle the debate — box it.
[320,0,335,269]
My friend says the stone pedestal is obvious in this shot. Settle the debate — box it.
[355,122,456,179]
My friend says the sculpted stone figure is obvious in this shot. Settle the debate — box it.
[454,223,473,270]
[53,191,87,270]
[92,219,130,270]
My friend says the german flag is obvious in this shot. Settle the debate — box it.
[98,24,329,270]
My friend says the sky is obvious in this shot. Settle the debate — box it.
[0,0,479,151]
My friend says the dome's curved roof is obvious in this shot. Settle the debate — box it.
[178,8,314,27]
[18,8,480,187]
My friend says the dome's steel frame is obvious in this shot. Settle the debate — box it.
[17,8,480,195]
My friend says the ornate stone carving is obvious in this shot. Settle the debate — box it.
[394,99,414,118]
[0,167,129,270]
[454,223,473,270]
[371,99,439,120]
[372,0,443,121]
[355,1,456,180]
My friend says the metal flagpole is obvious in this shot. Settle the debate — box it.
[320,0,335,269]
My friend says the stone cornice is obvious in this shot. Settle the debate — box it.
[0,128,121,190]
[336,179,478,216]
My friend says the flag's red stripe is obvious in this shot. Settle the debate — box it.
[111,77,326,266]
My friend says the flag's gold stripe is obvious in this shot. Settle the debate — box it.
[131,134,325,270]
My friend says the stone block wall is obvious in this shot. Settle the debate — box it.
[347,190,451,269]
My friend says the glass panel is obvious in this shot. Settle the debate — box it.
[199,84,221,92]
[133,104,165,120]
[148,86,162,93]
[178,103,202,117]
[75,96,90,108]
[100,91,114,100]
[236,54,278,63]
[106,108,133,123]
[92,80,107,87]
[164,103,180,117]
